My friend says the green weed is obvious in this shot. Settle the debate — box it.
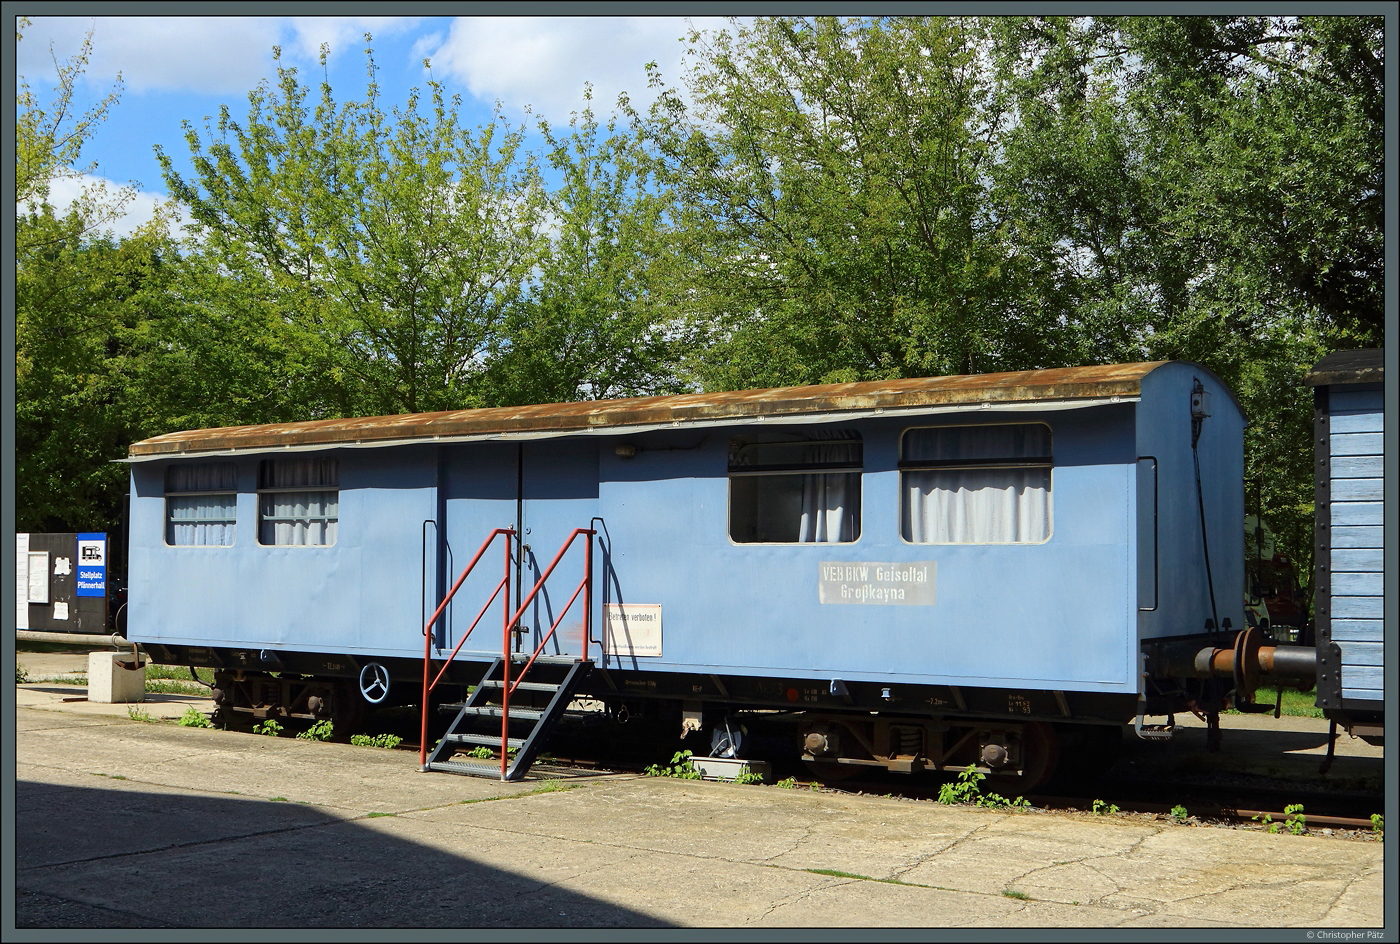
[733,768,766,785]
[1169,804,1190,824]
[466,745,494,759]
[1250,685,1324,719]
[775,777,799,789]
[177,706,214,728]
[978,792,1031,811]
[296,719,334,741]
[1003,889,1031,901]
[365,812,395,818]
[1370,813,1383,837]
[1284,803,1307,836]
[1253,812,1280,834]
[16,663,29,684]
[938,765,985,805]
[350,733,404,749]
[252,719,283,737]
[644,749,703,780]
[803,869,920,888]
[270,796,288,802]
[126,705,154,723]
[145,679,208,696]
[1091,799,1120,815]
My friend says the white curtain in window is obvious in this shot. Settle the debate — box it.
[260,491,338,546]
[167,463,238,491]
[798,442,859,543]
[167,495,237,546]
[902,425,1050,543]
[903,468,1050,543]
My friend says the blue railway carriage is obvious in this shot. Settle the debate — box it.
[1307,350,1385,747]
[125,361,1304,786]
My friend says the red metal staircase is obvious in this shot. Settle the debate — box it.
[419,527,595,781]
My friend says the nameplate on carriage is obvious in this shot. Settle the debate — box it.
[819,562,937,605]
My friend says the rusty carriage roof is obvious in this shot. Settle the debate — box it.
[127,361,1203,460]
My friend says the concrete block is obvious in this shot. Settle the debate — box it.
[690,756,773,783]
[88,651,147,704]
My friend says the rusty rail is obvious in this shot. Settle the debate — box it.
[419,528,515,767]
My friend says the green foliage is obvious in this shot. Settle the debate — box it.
[1169,804,1190,824]
[16,664,29,684]
[644,750,704,780]
[1003,889,1031,901]
[1283,803,1307,836]
[252,719,283,737]
[296,720,334,741]
[979,793,1032,812]
[733,768,765,785]
[467,745,494,759]
[775,777,799,789]
[1253,812,1279,834]
[640,14,1380,584]
[159,40,545,419]
[1091,799,1120,816]
[126,705,153,723]
[938,766,986,805]
[350,733,404,749]
[177,706,214,728]
[1228,686,1323,719]
[478,91,689,405]
[1370,814,1382,837]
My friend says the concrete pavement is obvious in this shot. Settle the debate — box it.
[8,650,1391,932]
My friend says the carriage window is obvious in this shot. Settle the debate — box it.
[165,463,238,546]
[258,458,339,546]
[729,433,861,544]
[901,424,1051,544]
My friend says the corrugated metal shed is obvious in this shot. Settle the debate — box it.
[127,361,1188,460]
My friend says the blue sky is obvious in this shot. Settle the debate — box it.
[17,14,734,237]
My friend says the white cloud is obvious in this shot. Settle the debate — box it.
[19,16,282,95]
[422,16,733,120]
[287,16,423,62]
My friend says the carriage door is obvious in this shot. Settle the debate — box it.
[516,439,601,656]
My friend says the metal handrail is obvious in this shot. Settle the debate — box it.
[498,528,595,776]
[419,527,515,767]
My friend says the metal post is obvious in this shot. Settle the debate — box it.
[501,530,512,780]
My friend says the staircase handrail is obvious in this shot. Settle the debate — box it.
[419,527,515,767]
[498,527,595,776]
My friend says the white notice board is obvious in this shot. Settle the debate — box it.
[15,534,28,629]
[604,604,662,657]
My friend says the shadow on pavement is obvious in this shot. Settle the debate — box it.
[15,780,672,929]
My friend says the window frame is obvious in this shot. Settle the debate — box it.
[256,458,340,548]
[726,433,864,546]
[164,462,239,547]
[898,421,1054,546]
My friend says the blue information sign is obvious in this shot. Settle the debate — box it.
[75,532,106,597]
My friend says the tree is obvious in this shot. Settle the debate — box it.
[158,39,546,418]
[16,18,135,251]
[985,14,1382,603]
[637,17,1048,390]
[15,18,183,533]
[477,92,691,405]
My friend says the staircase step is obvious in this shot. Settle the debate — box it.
[449,732,528,749]
[427,759,508,778]
[477,680,560,693]
[508,653,581,665]
[456,705,545,721]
